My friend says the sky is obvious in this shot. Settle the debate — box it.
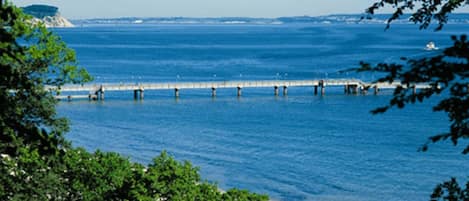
[10,0,388,19]
[10,0,469,19]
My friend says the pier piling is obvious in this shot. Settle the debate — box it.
[274,86,279,96]
[133,89,144,100]
[175,88,180,97]
[99,85,105,100]
[360,86,368,94]
[88,93,94,101]
[139,89,144,99]
[352,85,359,94]
[283,86,288,96]
[237,87,242,97]
[212,87,216,97]
[319,80,325,95]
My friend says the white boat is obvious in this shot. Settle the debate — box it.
[133,19,143,24]
[425,41,439,50]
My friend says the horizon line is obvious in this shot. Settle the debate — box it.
[68,12,469,21]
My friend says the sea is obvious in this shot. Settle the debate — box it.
[54,19,469,201]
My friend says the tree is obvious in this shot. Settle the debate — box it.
[1,0,92,199]
[364,1,468,200]
[0,0,92,155]
[366,0,469,30]
[0,1,268,200]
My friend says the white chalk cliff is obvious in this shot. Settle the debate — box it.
[31,15,74,28]
[23,4,74,28]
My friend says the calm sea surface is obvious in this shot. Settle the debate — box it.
[55,24,468,201]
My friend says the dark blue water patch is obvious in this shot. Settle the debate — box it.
[62,24,452,83]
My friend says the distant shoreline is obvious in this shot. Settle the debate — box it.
[70,13,469,26]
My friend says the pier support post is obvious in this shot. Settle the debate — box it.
[344,84,349,94]
[133,89,144,100]
[314,86,318,95]
[237,87,242,97]
[99,85,104,100]
[319,80,325,95]
[412,85,417,95]
[139,89,144,100]
[352,85,359,94]
[175,88,180,98]
[360,86,368,95]
[283,86,288,96]
[374,86,379,95]
[88,93,96,101]
[212,87,216,97]
[274,86,279,96]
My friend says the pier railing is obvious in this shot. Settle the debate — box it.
[46,79,432,100]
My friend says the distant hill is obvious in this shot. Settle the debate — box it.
[22,4,74,28]
[22,4,58,18]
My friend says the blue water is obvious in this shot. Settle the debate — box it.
[56,24,469,201]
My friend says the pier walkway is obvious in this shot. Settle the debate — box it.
[47,79,432,100]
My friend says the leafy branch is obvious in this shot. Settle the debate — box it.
[365,0,469,30]
[358,35,469,153]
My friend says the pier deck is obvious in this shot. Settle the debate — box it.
[47,79,432,100]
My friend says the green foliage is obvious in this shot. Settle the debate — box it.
[366,0,469,30]
[222,189,270,201]
[366,1,469,201]
[145,151,201,200]
[430,178,469,201]
[0,2,268,200]
[59,149,269,201]
[1,0,91,199]
[1,147,270,201]
[0,0,92,158]
[0,146,66,200]
[62,148,135,200]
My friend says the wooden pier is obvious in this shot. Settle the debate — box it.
[47,79,432,101]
